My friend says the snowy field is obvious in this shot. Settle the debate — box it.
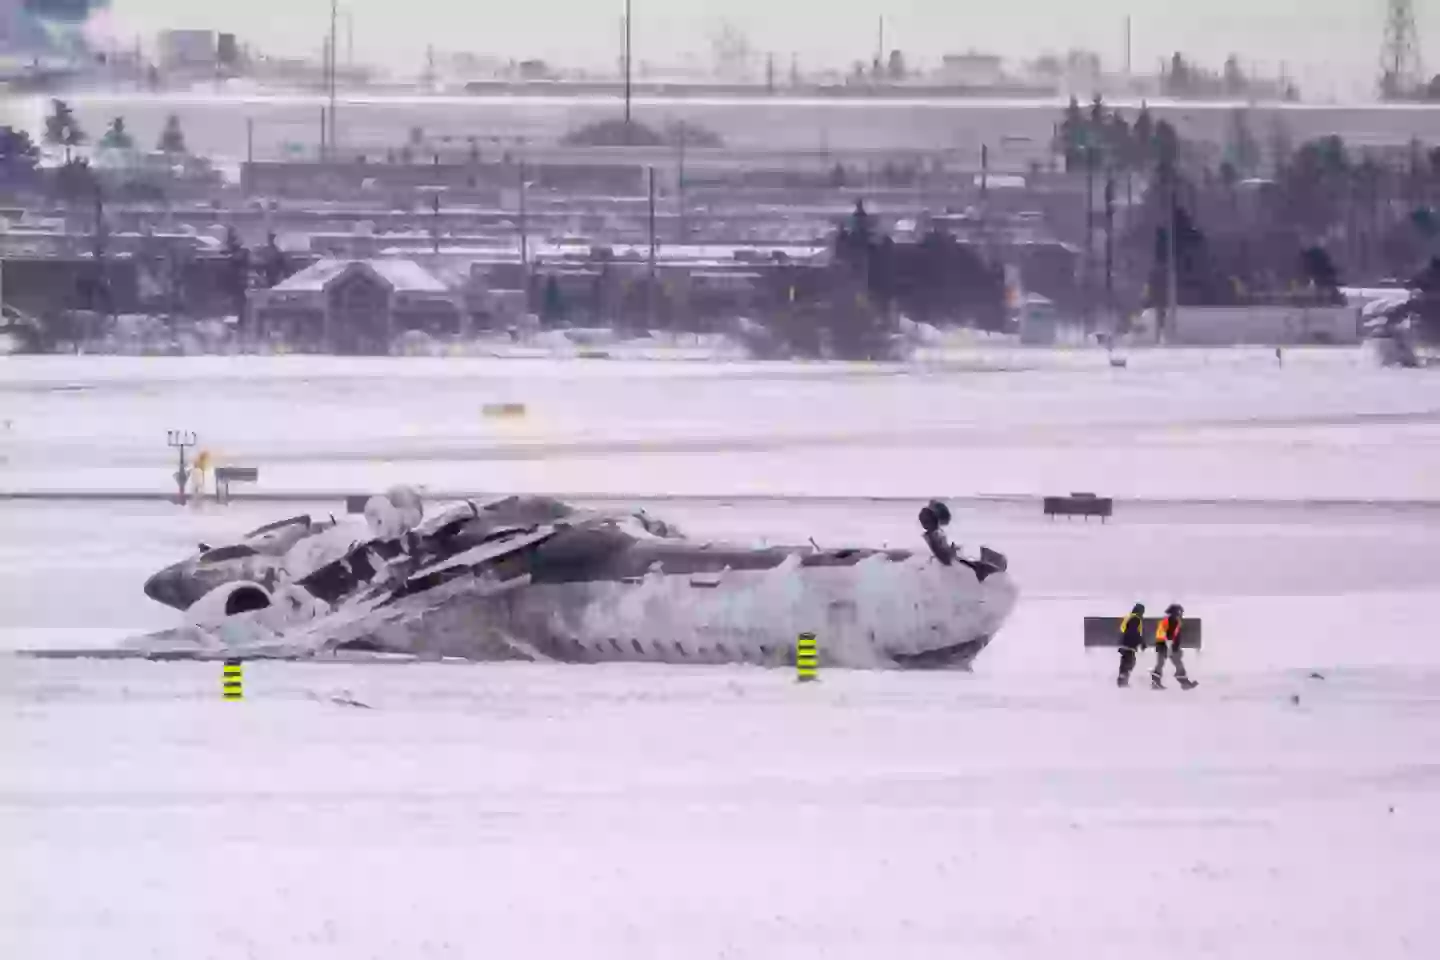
[4,346,1440,500]
[4,347,1440,958]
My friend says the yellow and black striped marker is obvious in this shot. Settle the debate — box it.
[796,632,818,683]
[222,659,243,701]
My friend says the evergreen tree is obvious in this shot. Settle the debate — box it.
[1223,55,1245,96]
[1059,95,1084,170]
[1132,103,1155,169]
[1105,112,1133,170]
[887,49,906,81]
[222,227,251,335]
[53,157,97,202]
[45,99,84,147]
[1299,246,1343,301]
[44,99,85,161]
[100,116,134,150]
[0,126,40,185]
[158,114,187,154]
[1225,109,1261,177]
[257,232,288,288]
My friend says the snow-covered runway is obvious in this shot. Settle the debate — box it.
[3,348,1440,957]
[5,657,1440,959]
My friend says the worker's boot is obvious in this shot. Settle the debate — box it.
[1151,673,1165,690]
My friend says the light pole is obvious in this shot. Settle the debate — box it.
[1165,176,1179,343]
[430,190,442,255]
[327,0,338,160]
[623,0,633,128]
[675,119,687,243]
[518,162,529,272]
[647,165,657,329]
[167,430,198,505]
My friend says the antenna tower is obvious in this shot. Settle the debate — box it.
[1379,0,1423,99]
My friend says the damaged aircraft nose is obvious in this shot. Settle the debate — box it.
[143,562,199,611]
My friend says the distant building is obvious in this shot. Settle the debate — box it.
[938,53,1004,87]
[0,0,24,51]
[248,258,463,354]
[158,29,217,70]
[217,33,240,69]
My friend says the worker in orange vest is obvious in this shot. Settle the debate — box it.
[1152,603,1198,690]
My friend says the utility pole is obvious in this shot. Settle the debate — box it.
[518,161,529,275]
[1165,173,1179,343]
[244,117,254,197]
[623,0,633,129]
[1124,16,1133,77]
[876,15,885,76]
[328,0,338,159]
[676,123,687,243]
[431,192,441,254]
[1104,172,1116,329]
[647,165,657,331]
[91,181,109,342]
[1084,145,1096,331]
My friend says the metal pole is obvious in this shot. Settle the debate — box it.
[1104,172,1116,329]
[1085,145,1096,331]
[519,161,529,273]
[1165,174,1179,343]
[431,192,440,254]
[677,125,686,243]
[167,430,197,505]
[623,0,632,129]
[1124,16,1133,76]
[647,165,657,329]
[92,182,108,339]
[328,0,338,159]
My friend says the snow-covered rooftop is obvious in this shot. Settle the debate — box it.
[271,258,450,293]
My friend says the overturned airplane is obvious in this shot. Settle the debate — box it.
[125,489,1018,669]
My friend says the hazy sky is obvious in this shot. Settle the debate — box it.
[92,1,1436,102]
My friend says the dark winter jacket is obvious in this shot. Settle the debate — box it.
[1119,612,1146,649]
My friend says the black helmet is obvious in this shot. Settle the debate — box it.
[1166,603,1184,616]
[1132,602,1146,615]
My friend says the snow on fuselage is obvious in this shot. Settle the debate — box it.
[133,496,1017,670]
[372,550,1019,669]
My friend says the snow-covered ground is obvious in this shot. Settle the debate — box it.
[3,348,1440,958]
[3,346,1439,500]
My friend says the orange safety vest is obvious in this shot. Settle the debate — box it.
[1156,616,1181,644]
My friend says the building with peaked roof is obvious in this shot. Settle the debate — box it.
[248,258,463,354]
